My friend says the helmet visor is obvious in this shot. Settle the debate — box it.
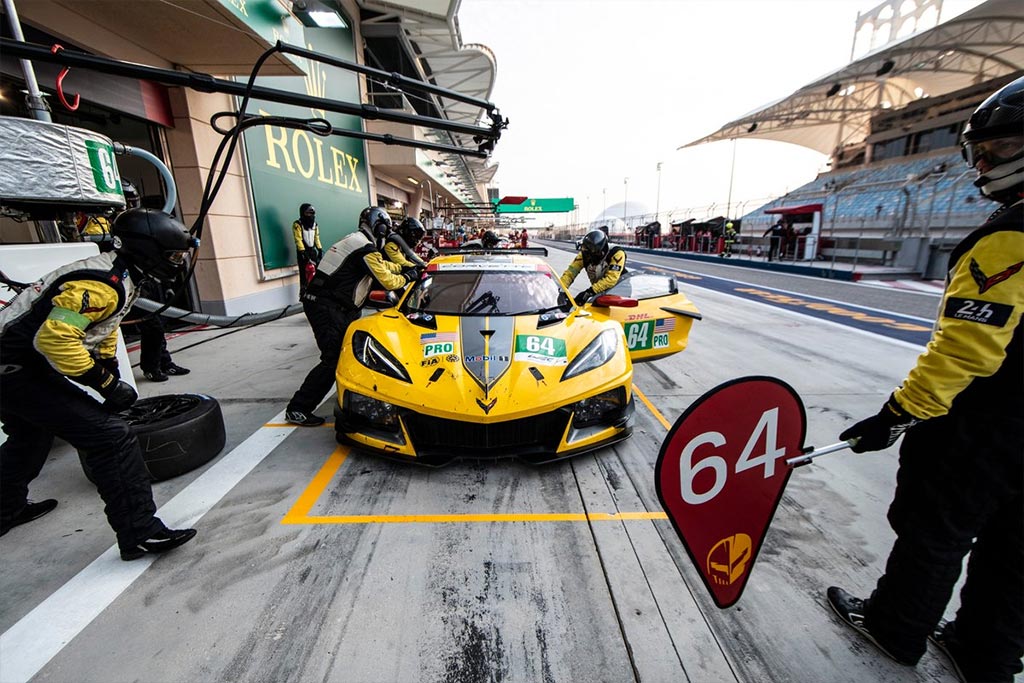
[962,135,1024,169]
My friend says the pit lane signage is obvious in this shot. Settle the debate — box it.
[655,376,807,608]
[493,197,574,213]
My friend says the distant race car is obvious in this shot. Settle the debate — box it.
[333,249,701,465]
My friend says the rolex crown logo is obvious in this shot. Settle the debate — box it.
[303,47,327,120]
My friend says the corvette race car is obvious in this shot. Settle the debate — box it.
[334,250,701,465]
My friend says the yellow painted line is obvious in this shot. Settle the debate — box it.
[282,387,676,525]
[281,446,349,524]
[286,512,668,525]
[632,384,672,431]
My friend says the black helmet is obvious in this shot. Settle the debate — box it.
[482,230,500,248]
[359,206,393,242]
[121,179,140,209]
[580,229,609,265]
[961,76,1024,204]
[111,208,197,284]
[398,217,425,246]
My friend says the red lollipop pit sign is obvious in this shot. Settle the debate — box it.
[655,376,849,608]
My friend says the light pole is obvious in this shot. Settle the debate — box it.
[725,138,737,221]
[655,162,662,226]
[623,177,629,230]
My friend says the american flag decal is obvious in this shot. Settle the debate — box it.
[655,318,676,332]
[420,332,458,344]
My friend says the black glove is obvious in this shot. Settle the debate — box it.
[402,267,421,283]
[839,394,920,453]
[574,288,594,306]
[313,247,323,262]
[300,248,310,261]
[100,380,138,413]
[94,355,120,380]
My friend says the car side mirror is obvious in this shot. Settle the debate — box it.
[366,289,398,308]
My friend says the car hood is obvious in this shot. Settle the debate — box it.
[340,310,631,421]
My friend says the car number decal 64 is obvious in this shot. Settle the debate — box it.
[513,335,567,366]
[623,320,670,351]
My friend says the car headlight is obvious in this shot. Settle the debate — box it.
[571,387,627,427]
[352,330,412,383]
[345,391,400,428]
[561,328,619,381]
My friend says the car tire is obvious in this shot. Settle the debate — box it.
[79,393,226,483]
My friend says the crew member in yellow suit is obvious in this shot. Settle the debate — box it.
[560,228,628,306]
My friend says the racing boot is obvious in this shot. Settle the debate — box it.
[827,586,917,666]
[929,621,971,683]
[120,527,197,561]
[0,499,58,536]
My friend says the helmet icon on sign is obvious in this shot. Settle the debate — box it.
[707,533,752,586]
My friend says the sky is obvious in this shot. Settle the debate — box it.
[456,0,985,229]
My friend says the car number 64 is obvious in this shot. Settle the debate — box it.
[678,408,787,505]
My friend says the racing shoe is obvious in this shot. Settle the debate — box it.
[120,527,197,561]
[164,363,190,376]
[929,621,969,683]
[826,586,916,666]
[1,499,58,536]
[144,369,169,382]
[286,410,325,427]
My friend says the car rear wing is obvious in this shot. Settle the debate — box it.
[439,247,548,257]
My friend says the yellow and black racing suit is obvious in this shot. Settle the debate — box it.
[287,230,412,415]
[863,200,1023,677]
[0,252,166,547]
[560,245,628,294]
[383,233,426,269]
[292,219,323,295]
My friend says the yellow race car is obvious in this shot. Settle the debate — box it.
[334,250,701,465]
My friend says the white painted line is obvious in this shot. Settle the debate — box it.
[0,412,298,683]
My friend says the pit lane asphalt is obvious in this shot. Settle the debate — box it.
[1,243,974,683]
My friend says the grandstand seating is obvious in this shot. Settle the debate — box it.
[740,149,988,242]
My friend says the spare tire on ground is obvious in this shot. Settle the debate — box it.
[80,393,226,482]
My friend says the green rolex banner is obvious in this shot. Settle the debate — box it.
[240,26,369,271]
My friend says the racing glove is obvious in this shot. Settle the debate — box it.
[839,394,920,453]
[94,355,120,380]
[100,380,138,413]
[574,288,594,306]
[402,267,421,283]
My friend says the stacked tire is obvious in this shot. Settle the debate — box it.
[80,393,225,482]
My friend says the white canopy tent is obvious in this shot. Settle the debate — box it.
[679,0,1024,156]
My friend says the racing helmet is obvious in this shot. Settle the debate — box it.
[111,208,197,284]
[398,217,425,246]
[482,230,500,249]
[121,179,141,209]
[960,75,1024,204]
[358,206,393,243]
[580,229,609,265]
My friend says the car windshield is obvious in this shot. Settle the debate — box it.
[402,262,566,316]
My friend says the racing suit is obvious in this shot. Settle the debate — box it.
[863,200,1023,678]
[287,231,412,416]
[559,245,628,295]
[292,218,323,295]
[0,252,167,548]
[383,233,426,269]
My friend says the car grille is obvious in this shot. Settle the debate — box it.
[403,409,570,459]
